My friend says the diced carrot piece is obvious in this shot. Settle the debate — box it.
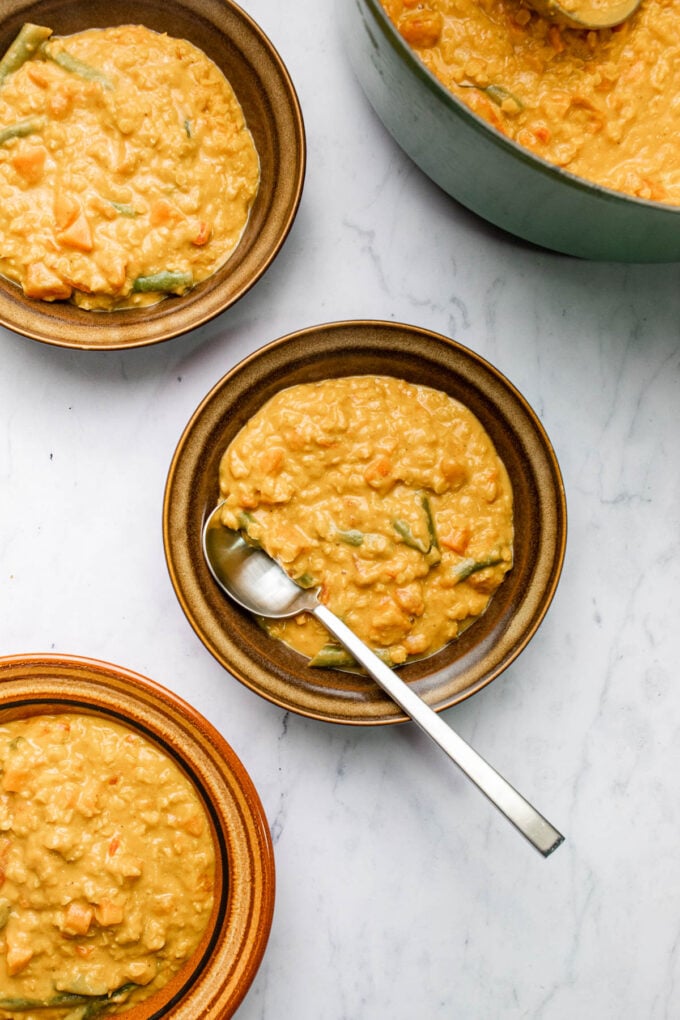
[54,192,81,231]
[94,899,125,926]
[103,258,127,291]
[62,901,94,936]
[439,456,467,488]
[180,811,205,837]
[57,210,93,252]
[23,261,72,301]
[404,632,429,655]
[191,220,212,246]
[549,26,564,52]
[47,84,74,120]
[363,455,392,486]
[150,198,183,226]
[440,527,471,554]
[113,854,143,878]
[2,766,31,793]
[88,194,118,220]
[12,144,47,184]
[6,945,33,976]
[636,178,667,202]
[258,447,285,474]
[398,10,442,47]
[95,250,127,291]
[27,65,49,88]
[0,836,10,888]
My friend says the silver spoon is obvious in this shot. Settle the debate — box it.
[203,505,564,857]
[525,0,642,30]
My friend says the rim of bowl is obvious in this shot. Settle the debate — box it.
[0,0,306,351]
[163,318,568,726]
[0,651,275,1019]
[360,0,680,216]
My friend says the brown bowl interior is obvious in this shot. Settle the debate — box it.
[0,652,275,1019]
[0,0,305,350]
[163,320,567,725]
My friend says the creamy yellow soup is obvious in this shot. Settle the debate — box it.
[0,23,259,308]
[217,376,513,668]
[381,0,680,204]
[0,714,215,1020]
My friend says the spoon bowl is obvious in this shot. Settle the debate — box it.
[203,504,564,857]
[203,512,319,619]
[525,0,642,29]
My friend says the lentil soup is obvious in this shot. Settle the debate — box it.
[0,23,259,308]
[0,713,215,1019]
[217,376,514,670]
[381,0,680,204]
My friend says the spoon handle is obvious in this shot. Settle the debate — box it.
[313,603,564,857]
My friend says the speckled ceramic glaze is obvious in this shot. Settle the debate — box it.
[0,653,275,1019]
[163,320,567,725]
[338,0,680,262]
[0,0,305,349]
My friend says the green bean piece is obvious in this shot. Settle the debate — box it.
[458,81,523,112]
[421,495,441,566]
[336,528,364,546]
[392,518,429,553]
[309,644,356,669]
[0,23,52,87]
[80,997,122,1020]
[0,982,136,1013]
[236,510,262,548]
[184,118,192,137]
[294,571,318,589]
[0,993,90,1010]
[108,201,137,217]
[484,84,524,110]
[393,493,441,564]
[0,993,101,1011]
[451,555,505,583]
[0,116,44,147]
[44,46,113,89]
[132,270,193,294]
[309,644,394,670]
[421,494,439,550]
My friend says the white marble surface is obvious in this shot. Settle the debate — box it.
[1,2,680,1017]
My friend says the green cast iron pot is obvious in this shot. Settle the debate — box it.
[338,0,680,262]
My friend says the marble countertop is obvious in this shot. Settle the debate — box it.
[2,2,679,1017]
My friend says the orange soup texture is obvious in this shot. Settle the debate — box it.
[382,0,679,204]
[0,713,214,1019]
[0,23,259,308]
[217,376,514,669]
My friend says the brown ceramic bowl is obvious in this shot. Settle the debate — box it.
[0,0,305,350]
[0,652,275,1018]
[163,320,567,725]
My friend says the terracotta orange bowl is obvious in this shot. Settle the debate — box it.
[0,652,275,1018]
